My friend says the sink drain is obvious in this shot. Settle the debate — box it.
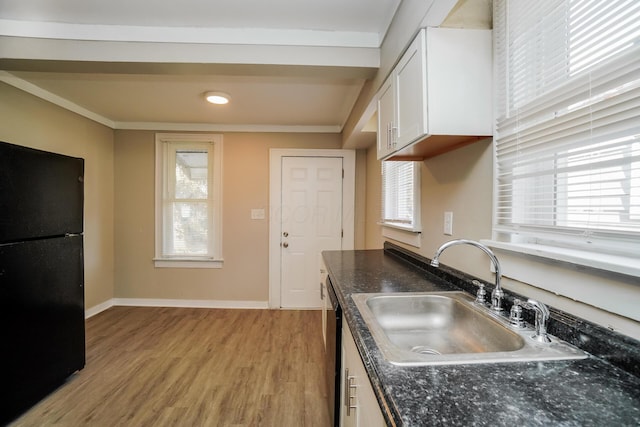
[410,346,442,355]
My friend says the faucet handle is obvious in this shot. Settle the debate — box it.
[509,299,527,328]
[512,299,551,343]
[472,280,487,305]
[524,299,552,343]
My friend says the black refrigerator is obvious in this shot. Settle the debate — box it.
[0,141,85,424]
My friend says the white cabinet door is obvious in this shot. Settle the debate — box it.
[395,29,427,150]
[340,325,386,427]
[376,77,396,160]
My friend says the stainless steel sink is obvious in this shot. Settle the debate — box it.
[352,292,588,366]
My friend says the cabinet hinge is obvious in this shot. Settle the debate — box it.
[342,169,344,179]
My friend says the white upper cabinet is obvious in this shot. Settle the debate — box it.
[376,27,493,161]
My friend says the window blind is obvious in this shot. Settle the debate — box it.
[494,0,640,254]
[381,161,420,231]
[164,147,210,256]
[160,140,217,259]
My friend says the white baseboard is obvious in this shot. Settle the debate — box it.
[85,299,115,318]
[85,298,270,318]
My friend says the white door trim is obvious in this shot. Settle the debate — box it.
[269,148,356,309]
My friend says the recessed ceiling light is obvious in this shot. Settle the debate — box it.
[205,91,231,105]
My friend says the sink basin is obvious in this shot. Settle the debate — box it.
[352,292,587,366]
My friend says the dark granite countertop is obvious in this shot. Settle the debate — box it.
[323,244,640,427]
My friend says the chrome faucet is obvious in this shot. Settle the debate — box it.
[430,239,504,312]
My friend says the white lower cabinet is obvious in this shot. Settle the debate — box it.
[340,325,386,426]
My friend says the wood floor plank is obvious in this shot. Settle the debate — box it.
[10,307,331,427]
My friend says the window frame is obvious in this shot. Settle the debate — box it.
[154,133,223,268]
[489,0,640,275]
[486,0,640,323]
[380,160,422,247]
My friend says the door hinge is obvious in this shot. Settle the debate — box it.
[341,230,344,238]
[342,169,344,179]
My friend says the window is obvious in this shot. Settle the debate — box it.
[493,0,640,269]
[381,161,421,245]
[155,133,223,268]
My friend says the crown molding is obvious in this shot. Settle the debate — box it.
[115,122,342,133]
[0,70,115,128]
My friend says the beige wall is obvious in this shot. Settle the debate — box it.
[114,130,348,302]
[364,139,494,269]
[364,140,640,340]
[0,83,361,309]
[0,82,115,310]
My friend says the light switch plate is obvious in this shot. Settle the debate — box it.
[444,211,453,235]
[251,208,265,220]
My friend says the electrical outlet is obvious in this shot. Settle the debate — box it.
[444,211,453,235]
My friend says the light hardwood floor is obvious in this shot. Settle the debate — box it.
[11,307,331,427]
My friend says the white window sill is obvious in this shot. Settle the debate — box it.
[480,239,640,323]
[380,224,421,248]
[153,258,224,269]
[481,240,640,278]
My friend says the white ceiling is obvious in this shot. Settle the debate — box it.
[0,0,403,132]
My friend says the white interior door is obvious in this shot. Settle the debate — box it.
[280,156,343,308]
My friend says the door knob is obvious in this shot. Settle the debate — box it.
[283,231,289,237]
[282,242,289,248]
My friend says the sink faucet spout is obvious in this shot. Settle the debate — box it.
[430,239,504,312]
